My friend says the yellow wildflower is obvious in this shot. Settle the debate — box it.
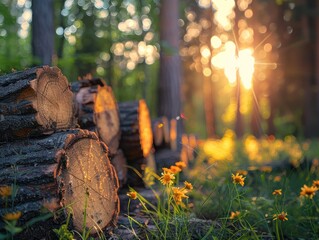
[273,212,288,221]
[272,189,282,196]
[175,161,187,169]
[300,185,318,199]
[0,186,12,198]
[232,173,245,187]
[3,211,22,221]
[184,181,193,190]
[313,180,319,188]
[127,191,137,200]
[172,187,188,204]
[160,171,175,186]
[229,211,240,219]
[169,165,182,174]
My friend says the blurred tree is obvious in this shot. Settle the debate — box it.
[158,0,183,146]
[32,0,54,65]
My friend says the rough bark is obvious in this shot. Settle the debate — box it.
[0,66,75,141]
[0,129,119,236]
[118,100,153,161]
[72,78,121,156]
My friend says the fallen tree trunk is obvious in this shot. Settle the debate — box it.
[0,66,75,141]
[0,129,119,237]
[118,100,153,161]
[72,78,121,156]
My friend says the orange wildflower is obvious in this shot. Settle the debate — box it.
[175,161,187,169]
[0,186,12,198]
[160,171,175,186]
[169,165,182,174]
[229,211,240,219]
[236,170,248,176]
[3,211,22,221]
[273,176,281,182]
[172,187,188,205]
[259,166,272,173]
[313,180,319,188]
[127,191,137,200]
[184,181,193,190]
[272,189,282,196]
[273,211,288,221]
[232,173,245,187]
[162,167,173,173]
[300,185,318,199]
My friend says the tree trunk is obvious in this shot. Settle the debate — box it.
[0,129,119,237]
[0,66,75,141]
[72,78,121,156]
[31,0,54,65]
[158,0,183,150]
[118,100,153,161]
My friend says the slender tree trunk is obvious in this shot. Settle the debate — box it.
[31,0,54,65]
[158,0,183,149]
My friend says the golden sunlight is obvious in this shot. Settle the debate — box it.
[211,41,255,88]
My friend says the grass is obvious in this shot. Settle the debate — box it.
[2,130,319,239]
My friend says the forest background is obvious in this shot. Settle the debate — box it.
[0,0,318,140]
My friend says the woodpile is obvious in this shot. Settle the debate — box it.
[0,66,119,238]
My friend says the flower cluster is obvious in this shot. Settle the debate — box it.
[127,161,192,207]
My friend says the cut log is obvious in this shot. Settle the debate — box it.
[110,149,128,188]
[72,78,121,156]
[0,129,119,236]
[0,66,75,141]
[118,100,153,161]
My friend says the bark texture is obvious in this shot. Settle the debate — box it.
[118,100,153,161]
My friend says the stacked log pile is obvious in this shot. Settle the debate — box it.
[0,66,119,238]
[72,78,155,188]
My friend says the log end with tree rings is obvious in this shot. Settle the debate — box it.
[0,66,76,140]
[34,66,75,132]
[57,130,120,234]
[0,129,119,237]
